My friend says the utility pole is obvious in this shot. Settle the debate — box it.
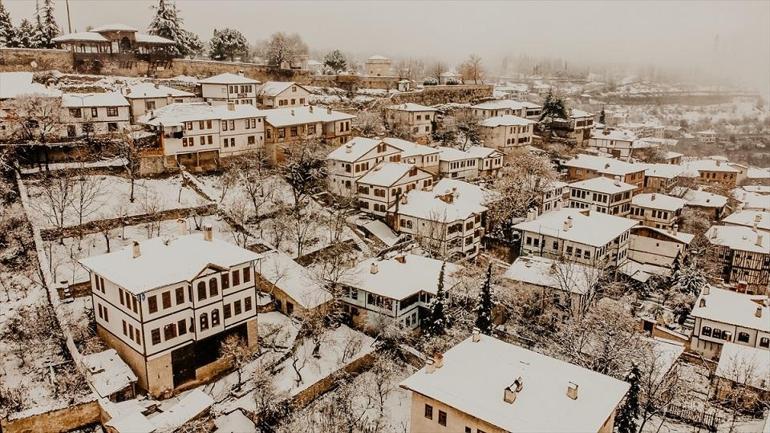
[65,0,72,33]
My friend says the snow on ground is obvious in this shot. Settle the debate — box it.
[20,157,127,174]
[42,216,236,287]
[197,173,296,216]
[25,174,210,229]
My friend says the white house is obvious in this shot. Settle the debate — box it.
[79,227,260,397]
[256,81,311,108]
[254,249,332,317]
[470,100,525,119]
[199,73,259,106]
[514,208,638,268]
[478,115,536,151]
[722,210,770,233]
[689,286,770,360]
[588,129,638,159]
[630,193,686,230]
[339,253,459,330]
[437,146,479,180]
[466,146,504,177]
[356,162,434,216]
[382,137,441,174]
[384,103,437,143]
[61,92,130,138]
[325,136,403,197]
[400,335,629,433]
[628,225,694,274]
[122,82,197,123]
[567,176,637,216]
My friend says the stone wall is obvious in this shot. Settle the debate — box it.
[1,400,100,433]
[0,48,74,73]
[162,59,311,83]
[391,84,494,105]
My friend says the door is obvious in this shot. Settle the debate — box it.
[171,344,196,387]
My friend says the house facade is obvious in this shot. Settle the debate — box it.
[567,177,636,216]
[79,228,260,397]
[256,82,310,108]
[705,225,770,293]
[478,115,536,151]
[564,154,646,188]
[630,193,686,230]
[384,103,437,143]
[264,105,355,162]
[123,82,197,123]
[356,162,434,216]
[61,92,130,138]
[199,73,259,106]
[588,129,638,159]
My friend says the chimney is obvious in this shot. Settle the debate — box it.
[154,82,160,89]
[400,194,408,205]
[327,107,332,115]
[472,327,481,342]
[567,215,573,229]
[504,377,524,404]
[755,307,763,318]
[651,193,656,201]
[227,101,235,111]
[237,70,244,76]
[754,213,762,223]
[177,218,187,235]
[395,254,406,264]
[433,352,444,369]
[757,234,764,247]
[126,88,132,95]
[567,382,579,400]
[700,298,707,308]
[345,143,352,153]
[614,176,621,187]
[425,359,435,374]
[737,280,748,292]
[753,222,759,233]
[563,219,570,231]
[672,224,678,235]
[309,105,314,113]
[291,109,295,116]
[370,262,379,274]
[132,240,141,258]
[203,224,213,241]
[703,285,710,296]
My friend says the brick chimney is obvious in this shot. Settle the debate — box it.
[203,225,213,241]
[132,240,141,258]
[177,218,187,235]
[472,327,481,342]
[395,254,406,264]
[566,382,579,400]
[370,262,379,274]
[755,307,762,318]
[504,377,523,404]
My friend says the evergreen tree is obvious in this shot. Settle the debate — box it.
[474,264,494,335]
[0,0,16,48]
[424,262,449,337]
[539,89,568,121]
[148,0,201,57]
[209,27,249,61]
[599,106,606,124]
[16,19,35,48]
[672,263,707,295]
[323,49,347,73]
[616,363,640,433]
[33,0,59,48]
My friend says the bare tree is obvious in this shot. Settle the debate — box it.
[5,94,63,143]
[116,128,143,203]
[458,54,485,84]
[430,61,448,82]
[258,32,309,67]
[31,172,75,239]
[219,334,252,391]
[353,111,385,137]
[253,361,289,428]
[72,172,104,230]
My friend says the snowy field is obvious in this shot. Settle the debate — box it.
[41,215,237,287]
[25,174,210,230]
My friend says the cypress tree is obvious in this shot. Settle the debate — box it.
[0,0,15,48]
[425,262,449,337]
[474,264,494,335]
[616,363,640,433]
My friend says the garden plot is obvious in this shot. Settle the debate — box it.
[196,174,297,217]
[41,215,238,288]
[25,174,210,230]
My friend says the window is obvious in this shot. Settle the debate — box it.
[70,108,82,118]
[221,273,230,290]
[200,136,205,145]
[148,295,158,313]
[107,107,118,117]
[222,120,228,131]
[760,337,769,348]
[164,323,177,340]
[224,304,232,319]
[199,120,205,129]
[178,319,187,335]
[91,107,98,117]
[209,277,218,297]
[175,287,184,304]
[308,124,316,134]
[122,320,127,336]
[424,404,433,419]
[185,121,192,130]
[243,267,250,283]
[200,313,209,330]
[197,281,207,301]
[712,328,722,339]
[248,135,255,145]
[119,288,125,305]
[465,428,472,433]
[438,410,447,426]
[211,309,220,326]
[103,306,108,322]
[737,332,750,343]
[151,329,161,345]
[108,122,118,132]
[145,100,156,110]
[232,270,240,286]
[234,300,242,315]
[132,296,138,313]
[162,291,171,309]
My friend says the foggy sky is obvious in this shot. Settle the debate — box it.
[6,0,770,94]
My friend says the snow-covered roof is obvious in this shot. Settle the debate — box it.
[52,31,109,43]
[357,162,424,187]
[255,250,332,310]
[479,115,535,128]
[367,54,390,61]
[722,210,770,232]
[91,23,138,32]
[105,412,154,433]
[139,102,264,126]
[570,109,593,118]
[503,256,595,295]
[362,219,400,247]
[400,335,629,433]
[513,208,638,247]
[382,137,440,157]
[631,193,686,212]
[705,225,769,254]
[213,410,256,433]
[682,159,739,174]
[263,105,354,127]
[62,92,129,107]
[434,178,500,205]
[670,187,728,208]
[732,190,770,211]
[437,146,474,162]
[641,163,684,179]
[690,287,770,332]
[564,154,644,176]
[198,72,259,85]
[326,137,384,162]
[715,343,770,391]
[149,389,214,431]
[79,233,260,294]
[123,82,195,99]
[746,167,770,180]
[0,72,62,99]
[741,185,770,195]
[590,129,637,142]
[341,253,459,300]
[134,33,175,44]
[465,146,502,159]
[472,100,524,110]
[395,186,487,222]
[569,176,637,194]
[631,225,695,245]
[385,102,437,112]
[82,349,137,398]
[257,81,305,97]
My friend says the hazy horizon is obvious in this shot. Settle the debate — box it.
[5,0,770,95]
